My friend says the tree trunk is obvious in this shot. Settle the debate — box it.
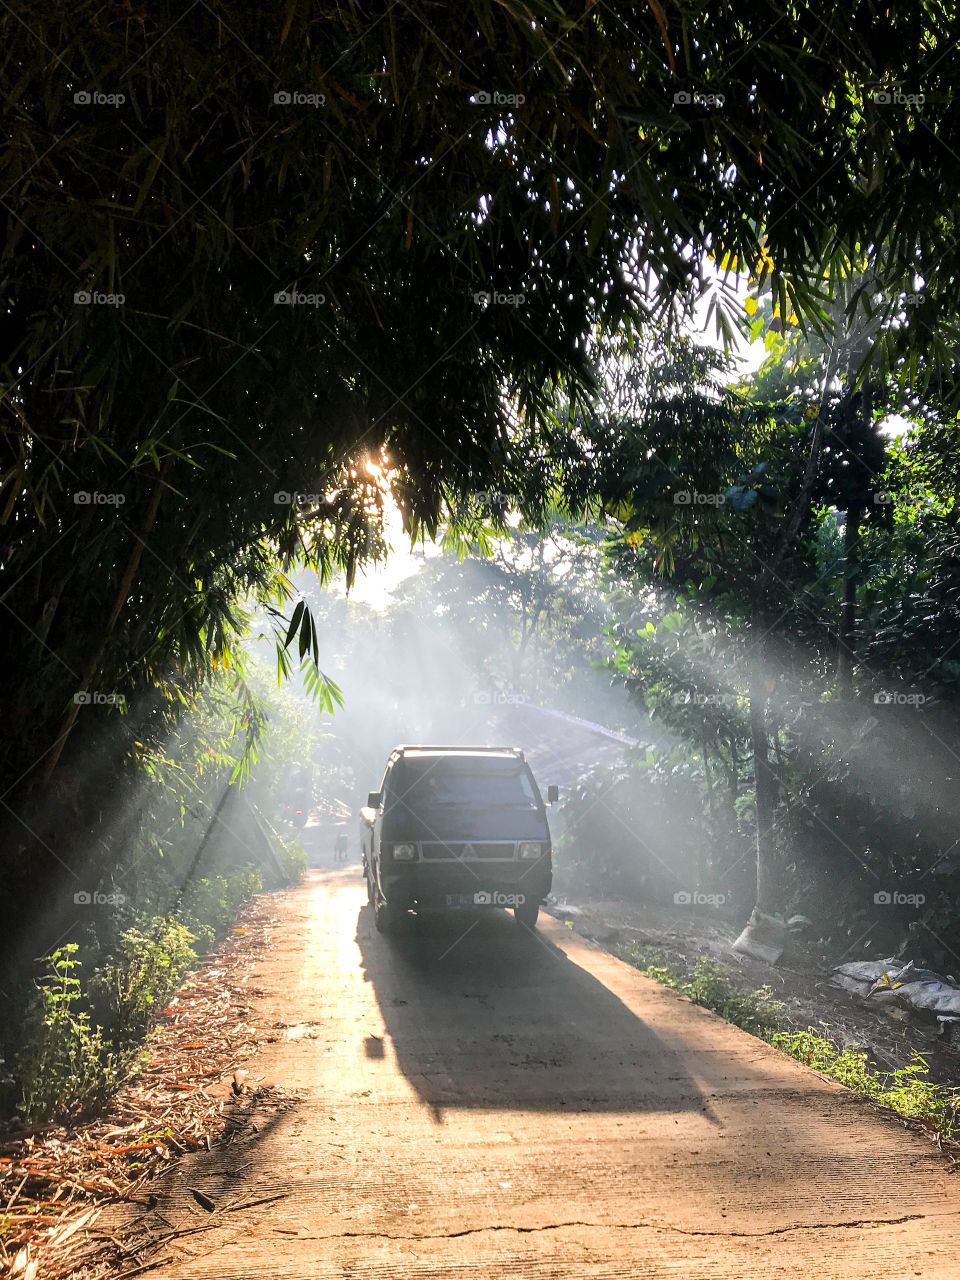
[733,321,846,962]
[724,735,739,832]
[748,635,778,915]
[735,281,879,962]
[837,502,863,690]
[733,599,786,962]
[699,724,717,884]
[837,371,872,692]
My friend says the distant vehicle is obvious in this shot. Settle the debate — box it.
[360,745,558,934]
[280,764,312,829]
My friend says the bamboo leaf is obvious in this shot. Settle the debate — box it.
[284,600,305,648]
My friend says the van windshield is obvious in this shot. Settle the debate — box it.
[389,761,538,812]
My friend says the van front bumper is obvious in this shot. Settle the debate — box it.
[380,858,552,909]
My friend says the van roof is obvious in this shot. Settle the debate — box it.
[392,744,524,762]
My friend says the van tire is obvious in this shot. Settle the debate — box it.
[514,899,539,928]
[375,897,400,934]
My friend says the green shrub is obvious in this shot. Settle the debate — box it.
[11,871,261,1122]
[773,1029,960,1142]
[90,918,196,1048]
[16,946,118,1122]
[620,946,786,1038]
[176,870,261,951]
[556,762,709,901]
[681,958,787,1039]
[619,944,681,989]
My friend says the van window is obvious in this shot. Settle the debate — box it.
[388,761,537,811]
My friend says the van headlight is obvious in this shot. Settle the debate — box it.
[519,842,542,859]
[392,843,417,861]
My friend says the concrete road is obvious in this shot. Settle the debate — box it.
[141,869,959,1277]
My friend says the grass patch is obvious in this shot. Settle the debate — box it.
[620,943,960,1145]
[619,945,788,1038]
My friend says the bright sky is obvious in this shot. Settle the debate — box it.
[332,503,432,609]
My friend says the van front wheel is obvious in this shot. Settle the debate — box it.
[375,897,401,934]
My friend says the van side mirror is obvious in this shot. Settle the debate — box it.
[547,785,559,804]
[367,791,382,809]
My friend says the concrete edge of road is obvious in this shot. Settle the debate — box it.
[535,911,905,1109]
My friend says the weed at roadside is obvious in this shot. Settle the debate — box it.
[619,943,960,1145]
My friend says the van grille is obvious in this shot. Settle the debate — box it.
[419,842,516,862]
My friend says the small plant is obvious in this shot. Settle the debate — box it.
[620,945,786,1038]
[176,870,261,951]
[773,1029,960,1143]
[619,943,684,989]
[16,946,117,1122]
[8,872,262,1123]
[682,958,787,1039]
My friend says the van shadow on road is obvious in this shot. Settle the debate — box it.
[355,902,720,1121]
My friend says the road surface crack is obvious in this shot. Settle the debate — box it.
[647,1213,931,1237]
[294,1211,951,1243]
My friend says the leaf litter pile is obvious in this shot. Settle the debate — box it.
[0,896,297,1280]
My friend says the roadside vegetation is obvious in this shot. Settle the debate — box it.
[620,945,960,1145]
[7,870,267,1124]
[0,659,316,1123]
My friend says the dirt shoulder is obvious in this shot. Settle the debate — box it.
[0,892,294,1280]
